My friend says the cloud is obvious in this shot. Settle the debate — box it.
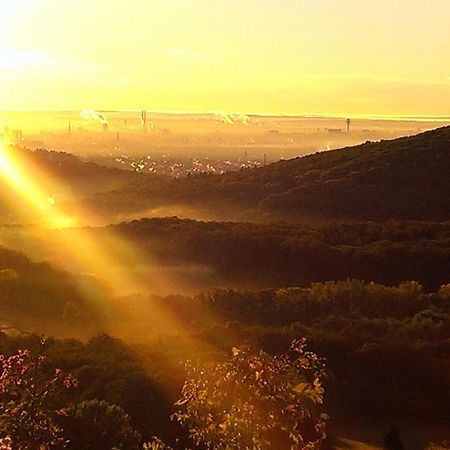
[0,48,132,89]
[294,72,450,87]
[167,48,209,64]
[0,48,57,70]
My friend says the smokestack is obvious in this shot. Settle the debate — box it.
[141,110,147,132]
[80,110,108,131]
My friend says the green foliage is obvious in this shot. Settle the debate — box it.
[173,339,328,450]
[425,442,450,450]
[43,334,174,442]
[148,280,450,423]
[143,437,175,450]
[111,217,450,290]
[0,245,105,336]
[0,334,176,444]
[59,400,141,450]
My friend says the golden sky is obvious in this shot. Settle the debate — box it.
[1,0,449,116]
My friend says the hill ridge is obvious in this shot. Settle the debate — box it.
[84,126,450,222]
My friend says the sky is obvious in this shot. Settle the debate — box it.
[0,0,449,117]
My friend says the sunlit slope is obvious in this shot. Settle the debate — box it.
[0,244,105,336]
[0,146,147,225]
[6,218,446,294]
[85,126,450,221]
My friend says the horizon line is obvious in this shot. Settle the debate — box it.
[0,108,450,123]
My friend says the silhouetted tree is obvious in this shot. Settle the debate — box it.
[59,400,141,450]
[383,427,404,450]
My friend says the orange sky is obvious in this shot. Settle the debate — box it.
[1,0,449,116]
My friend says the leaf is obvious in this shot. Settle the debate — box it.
[292,382,308,394]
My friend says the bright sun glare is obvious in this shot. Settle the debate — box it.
[0,143,74,228]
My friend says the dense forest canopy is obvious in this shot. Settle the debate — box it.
[0,277,449,447]
[110,218,450,290]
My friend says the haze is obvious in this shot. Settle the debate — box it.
[0,2,450,448]
[1,0,449,116]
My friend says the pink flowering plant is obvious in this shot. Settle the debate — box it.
[0,347,78,449]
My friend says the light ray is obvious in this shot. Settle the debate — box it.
[0,142,219,358]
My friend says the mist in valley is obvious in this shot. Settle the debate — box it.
[0,0,450,446]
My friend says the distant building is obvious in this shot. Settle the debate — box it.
[1,127,23,143]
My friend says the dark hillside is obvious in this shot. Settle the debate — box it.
[108,217,450,290]
[85,126,450,221]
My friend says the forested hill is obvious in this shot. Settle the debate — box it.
[0,146,153,224]
[86,126,450,222]
[253,125,450,220]
[110,217,450,290]
[11,147,150,196]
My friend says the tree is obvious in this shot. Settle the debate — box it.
[0,348,78,450]
[383,427,404,450]
[173,339,328,450]
[143,437,174,450]
[59,400,141,450]
[425,442,450,450]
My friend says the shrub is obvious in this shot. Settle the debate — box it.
[173,339,328,450]
[0,348,77,449]
[59,399,141,450]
